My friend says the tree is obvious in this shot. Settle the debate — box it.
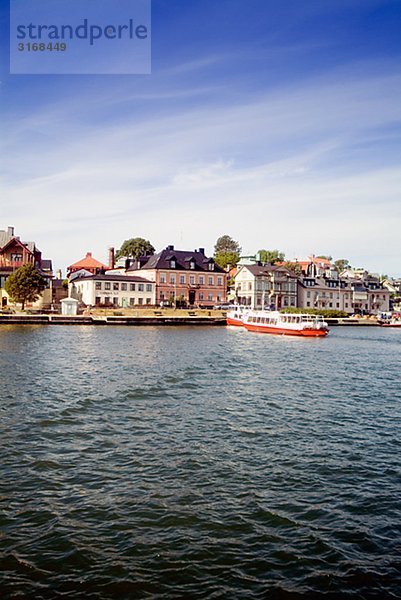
[116,238,155,260]
[5,263,47,310]
[334,259,350,273]
[214,235,241,270]
[283,261,303,276]
[258,249,285,265]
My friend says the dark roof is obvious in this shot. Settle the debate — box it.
[41,259,53,271]
[73,274,153,283]
[128,246,225,273]
[244,264,291,276]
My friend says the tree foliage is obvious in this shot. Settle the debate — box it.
[258,249,285,265]
[316,255,333,261]
[214,235,241,269]
[334,259,350,273]
[116,237,155,260]
[283,261,303,276]
[5,263,47,310]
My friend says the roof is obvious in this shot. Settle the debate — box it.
[242,264,291,276]
[41,259,53,271]
[67,252,108,271]
[128,245,225,273]
[73,274,153,283]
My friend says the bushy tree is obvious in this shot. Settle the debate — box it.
[283,261,303,276]
[334,259,350,273]
[214,235,241,270]
[316,255,333,262]
[258,249,285,265]
[5,263,47,310]
[116,237,155,260]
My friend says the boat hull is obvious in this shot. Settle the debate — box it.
[244,323,328,337]
[226,317,244,327]
[381,323,401,328]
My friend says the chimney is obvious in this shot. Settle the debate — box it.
[167,245,174,251]
[7,226,14,237]
[86,252,92,258]
[198,247,205,255]
[108,247,115,269]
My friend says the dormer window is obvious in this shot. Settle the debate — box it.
[170,259,176,269]
[208,262,215,271]
[189,261,195,270]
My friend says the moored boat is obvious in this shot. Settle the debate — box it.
[243,310,329,337]
[379,312,401,327]
[226,305,248,327]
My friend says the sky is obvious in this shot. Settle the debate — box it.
[1,0,401,275]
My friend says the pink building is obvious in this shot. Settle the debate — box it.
[127,245,227,307]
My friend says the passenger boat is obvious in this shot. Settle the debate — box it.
[380,317,401,328]
[226,305,248,327]
[242,310,329,337]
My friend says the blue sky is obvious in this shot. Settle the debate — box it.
[1,0,401,275]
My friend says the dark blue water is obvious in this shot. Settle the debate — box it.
[1,325,400,599]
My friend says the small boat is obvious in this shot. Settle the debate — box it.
[226,305,248,327]
[380,318,401,328]
[242,310,329,337]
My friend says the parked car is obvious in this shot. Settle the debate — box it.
[214,303,235,310]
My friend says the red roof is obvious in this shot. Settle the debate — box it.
[68,252,108,271]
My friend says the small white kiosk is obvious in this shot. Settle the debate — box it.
[60,297,79,316]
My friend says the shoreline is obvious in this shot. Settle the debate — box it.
[0,314,381,326]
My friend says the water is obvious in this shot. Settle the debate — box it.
[0,325,400,599]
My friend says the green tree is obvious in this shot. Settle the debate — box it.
[283,261,303,276]
[5,263,47,310]
[258,249,285,264]
[116,237,155,260]
[214,235,241,270]
[334,259,350,273]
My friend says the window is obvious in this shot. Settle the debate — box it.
[170,275,175,284]
[113,283,119,291]
[217,294,222,301]
[189,275,195,285]
[189,261,195,270]
[170,260,176,269]
[199,292,204,300]
[105,282,111,290]
[95,282,102,290]
[208,293,213,301]
[248,283,252,290]
[160,274,166,283]
[208,263,215,271]
[199,276,204,285]
[11,253,23,262]
[95,296,101,304]
[130,283,136,291]
[138,284,144,291]
[138,298,143,305]
[113,297,118,306]
[307,291,311,298]
[208,276,213,285]
[121,283,127,291]
[146,284,152,292]
[130,298,135,306]
[217,277,222,286]
[146,298,152,304]
[104,297,110,304]
[307,302,310,307]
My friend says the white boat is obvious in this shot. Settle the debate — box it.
[226,305,249,327]
[242,310,329,337]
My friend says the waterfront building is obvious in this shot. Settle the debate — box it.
[297,262,390,314]
[67,252,108,277]
[69,274,156,308]
[234,264,298,309]
[0,225,53,309]
[127,245,227,307]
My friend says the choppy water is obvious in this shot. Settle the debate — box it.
[0,324,400,599]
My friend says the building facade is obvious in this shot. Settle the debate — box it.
[234,264,298,309]
[127,245,227,307]
[0,226,53,308]
[70,274,156,307]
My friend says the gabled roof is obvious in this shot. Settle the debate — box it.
[0,236,34,254]
[68,252,108,271]
[241,264,293,277]
[73,274,152,283]
[128,246,225,273]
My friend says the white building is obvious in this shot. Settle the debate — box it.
[70,274,156,308]
[235,264,298,309]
